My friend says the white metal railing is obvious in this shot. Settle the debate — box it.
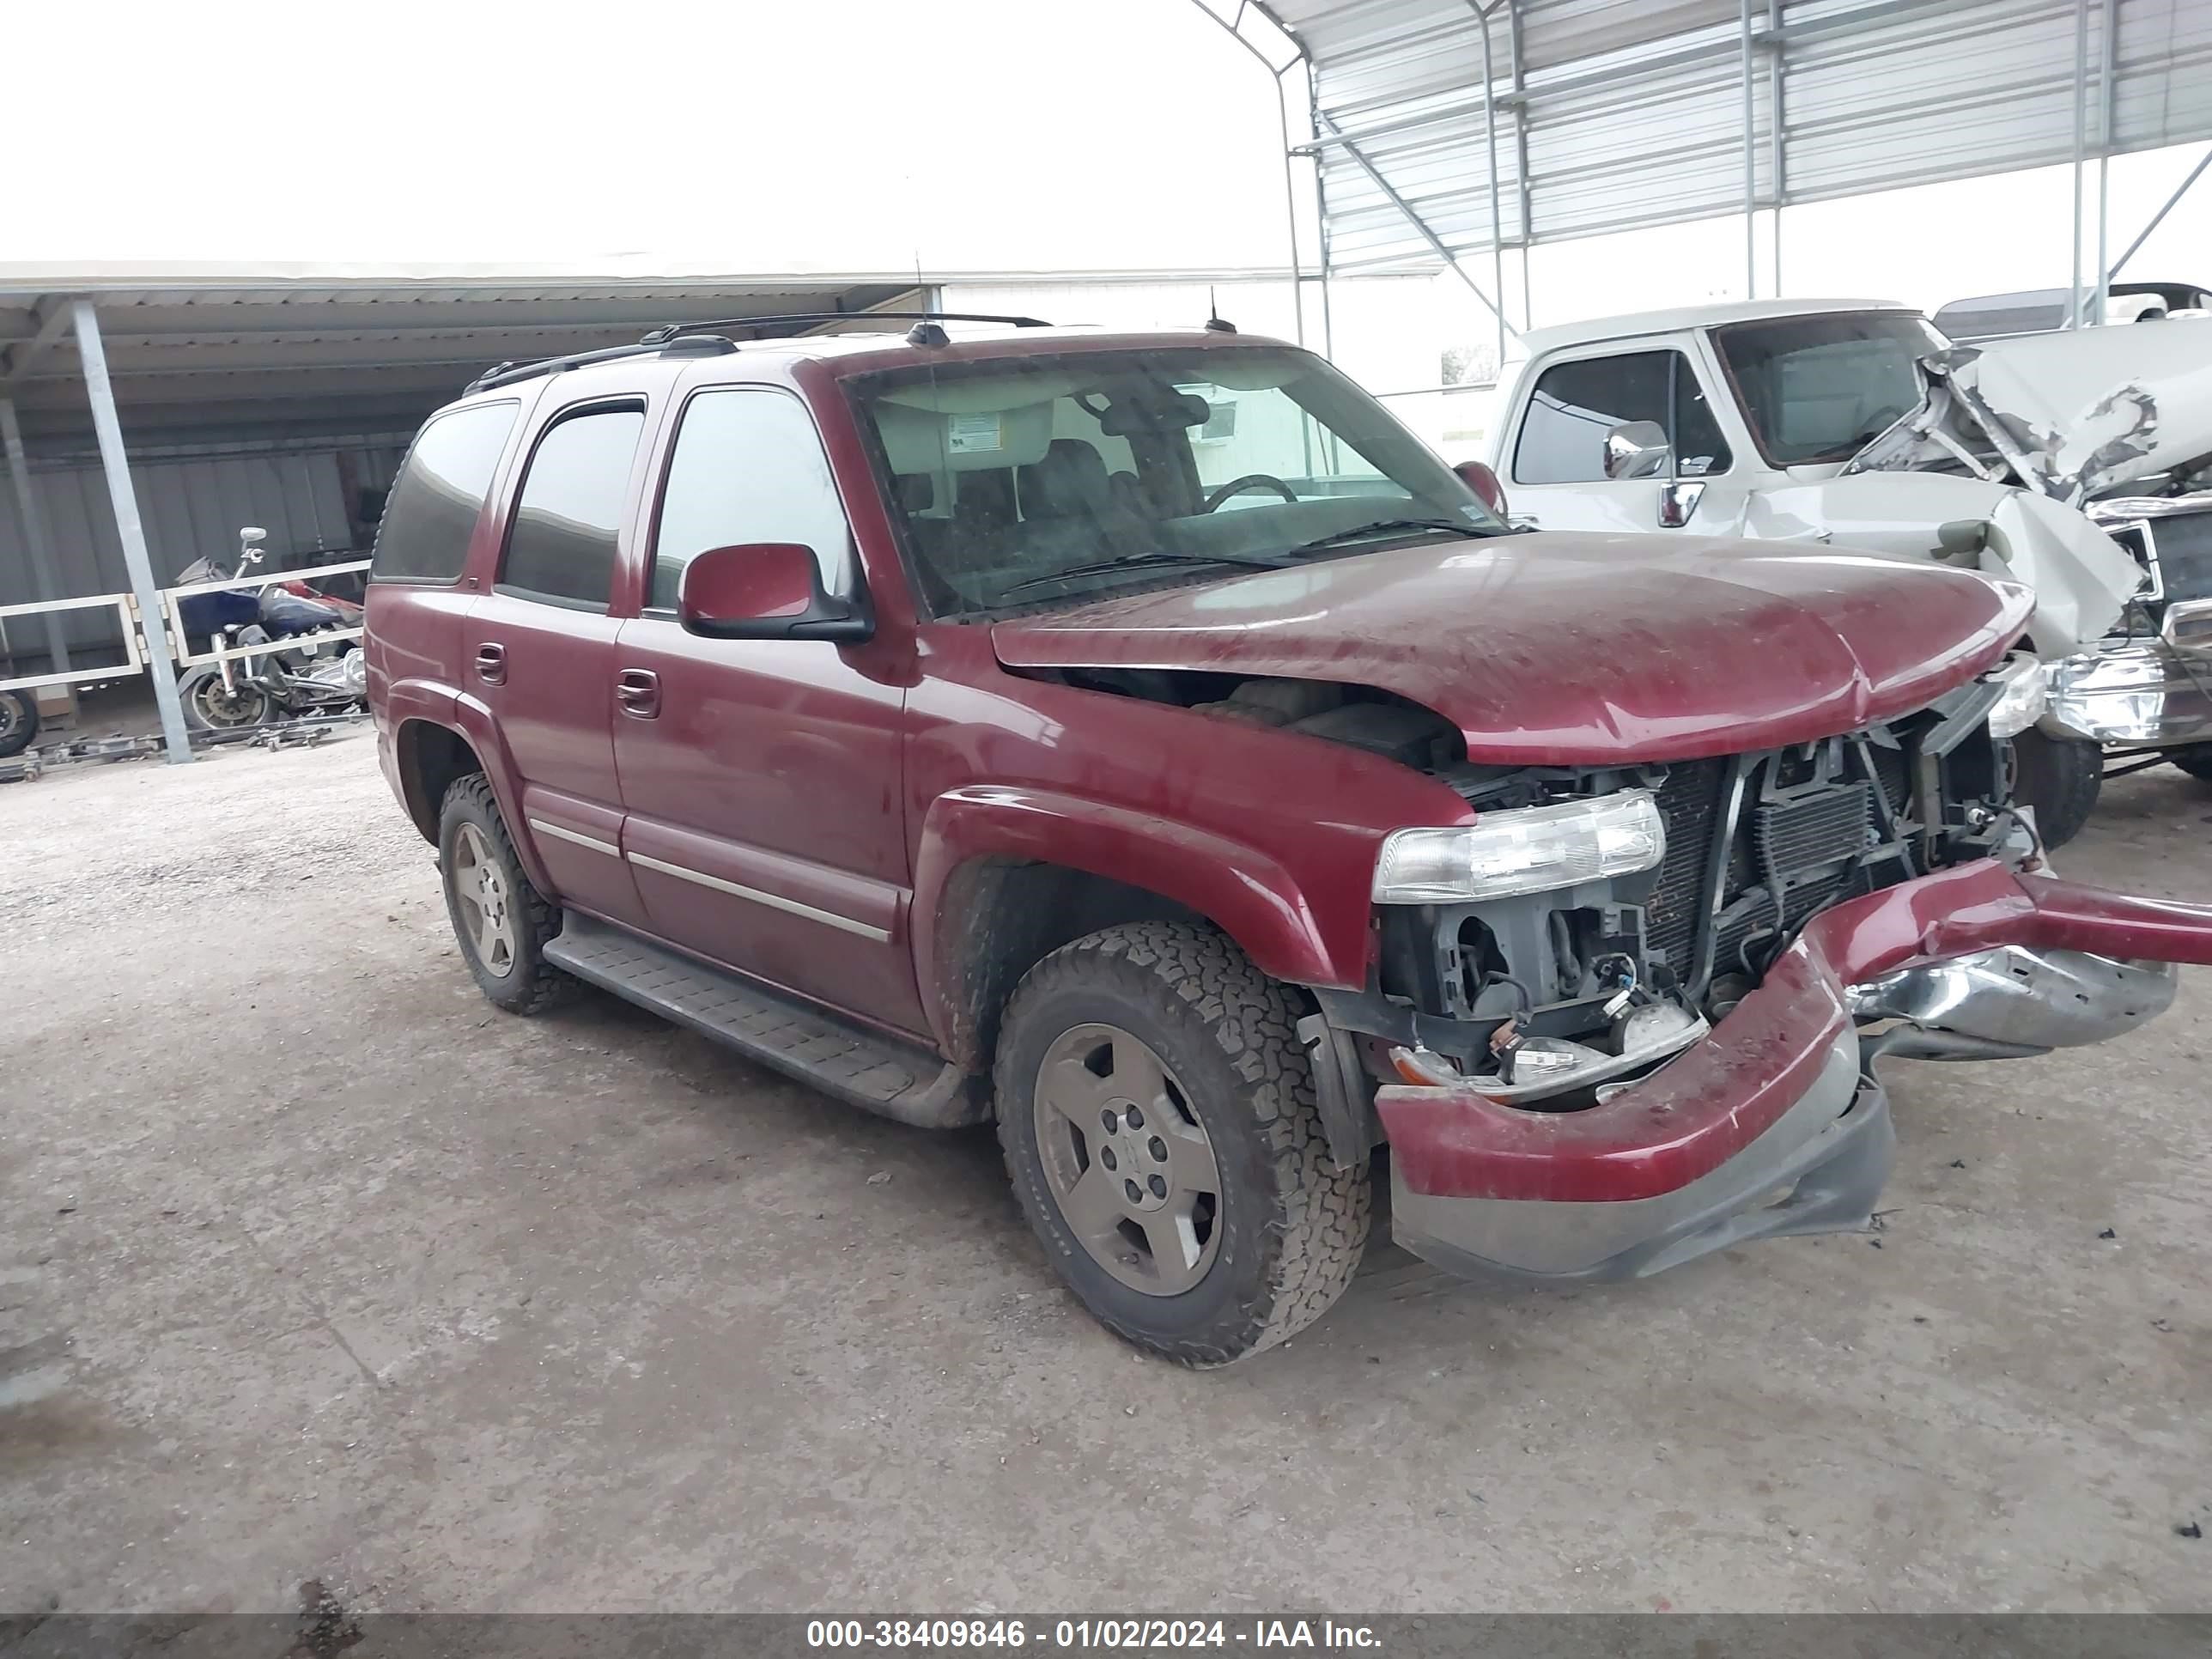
[0,592,143,694]
[158,557,368,669]
[0,556,368,696]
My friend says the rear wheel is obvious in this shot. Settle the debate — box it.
[2011,729,2102,848]
[179,666,273,732]
[437,775,570,1015]
[0,690,38,759]
[2165,744,2212,781]
[994,921,1370,1366]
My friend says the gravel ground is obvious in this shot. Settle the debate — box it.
[3,734,2209,1615]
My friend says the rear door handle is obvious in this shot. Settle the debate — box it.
[616,667,661,720]
[473,641,507,685]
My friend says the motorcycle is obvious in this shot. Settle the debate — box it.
[175,527,366,732]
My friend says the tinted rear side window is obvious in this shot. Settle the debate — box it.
[369,401,520,582]
[497,405,647,611]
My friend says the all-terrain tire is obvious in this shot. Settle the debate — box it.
[437,774,572,1015]
[2011,729,2102,849]
[2165,743,2212,782]
[994,921,1370,1366]
[0,690,38,759]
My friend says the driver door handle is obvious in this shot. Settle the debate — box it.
[616,667,661,720]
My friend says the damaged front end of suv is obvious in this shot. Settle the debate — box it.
[1297,658,2188,1282]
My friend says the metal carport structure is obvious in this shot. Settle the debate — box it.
[1196,0,2212,360]
[0,269,929,760]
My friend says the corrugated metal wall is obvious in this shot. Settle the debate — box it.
[0,435,408,665]
[1269,0,2212,271]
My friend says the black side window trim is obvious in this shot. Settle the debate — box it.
[366,398,523,587]
[493,396,649,615]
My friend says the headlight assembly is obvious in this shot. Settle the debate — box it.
[1371,789,1667,904]
[1987,656,2050,741]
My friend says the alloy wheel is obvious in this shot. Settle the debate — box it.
[1031,1022,1223,1296]
[450,823,518,978]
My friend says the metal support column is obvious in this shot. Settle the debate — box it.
[2094,0,2118,324]
[1741,0,1759,299]
[72,301,191,762]
[1508,1,1534,329]
[1472,1,1509,367]
[1190,0,1310,349]
[2068,0,2089,326]
[1767,0,1785,295]
[0,397,71,673]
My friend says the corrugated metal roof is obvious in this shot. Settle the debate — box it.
[0,272,925,447]
[0,263,1306,447]
[1252,0,2212,275]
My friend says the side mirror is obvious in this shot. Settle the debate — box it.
[1601,421,1672,481]
[1454,459,1509,517]
[240,526,267,547]
[678,543,872,643]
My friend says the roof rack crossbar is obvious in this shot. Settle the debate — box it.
[465,333,738,394]
[637,310,1051,344]
[462,311,1050,396]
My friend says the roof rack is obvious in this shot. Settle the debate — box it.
[637,310,1051,345]
[466,333,736,394]
[464,310,1054,396]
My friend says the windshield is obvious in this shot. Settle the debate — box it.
[1711,312,1947,465]
[845,346,1504,615]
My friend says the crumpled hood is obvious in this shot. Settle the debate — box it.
[992,533,2034,765]
[1949,322,2212,498]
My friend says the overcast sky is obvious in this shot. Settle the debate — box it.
[8,0,2207,335]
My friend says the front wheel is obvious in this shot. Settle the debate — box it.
[994,921,1370,1366]
[2010,729,2102,848]
[179,666,274,732]
[0,690,38,759]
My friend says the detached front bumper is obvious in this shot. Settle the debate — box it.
[2045,640,2212,745]
[1374,861,2212,1283]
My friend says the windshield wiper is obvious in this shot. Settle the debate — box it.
[1282,517,1498,556]
[1000,550,1296,599]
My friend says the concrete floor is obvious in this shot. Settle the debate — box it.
[3,737,2209,1615]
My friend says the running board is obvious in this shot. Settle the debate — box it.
[543,914,986,1129]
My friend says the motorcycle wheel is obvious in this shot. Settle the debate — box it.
[0,689,38,759]
[179,667,275,732]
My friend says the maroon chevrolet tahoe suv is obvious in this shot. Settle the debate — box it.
[366,314,2212,1364]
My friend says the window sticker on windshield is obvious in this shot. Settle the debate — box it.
[946,412,1005,455]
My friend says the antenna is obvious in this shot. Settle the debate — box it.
[908,249,950,345]
[1204,285,1237,334]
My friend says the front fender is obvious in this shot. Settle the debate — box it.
[1740,472,2136,655]
[910,786,1367,1054]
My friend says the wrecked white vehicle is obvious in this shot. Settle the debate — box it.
[1483,298,2212,843]
[1934,282,2212,340]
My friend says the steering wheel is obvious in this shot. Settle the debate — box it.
[1201,473,1300,513]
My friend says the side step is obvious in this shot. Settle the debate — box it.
[543,914,986,1129]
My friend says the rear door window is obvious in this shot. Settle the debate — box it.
[368,401,519,582]
[497,404,647,611]
[1511,350,1732,484]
